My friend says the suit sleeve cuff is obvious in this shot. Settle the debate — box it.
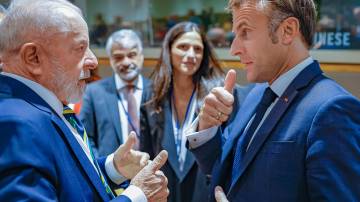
[121,185,147,202]
[105,153,128,185]
[185,117,219,149]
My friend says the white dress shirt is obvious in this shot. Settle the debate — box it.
[186,57,314,149]
[1,72,147,202]
[114,73,143,142]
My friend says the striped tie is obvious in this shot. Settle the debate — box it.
[63,105,115,199]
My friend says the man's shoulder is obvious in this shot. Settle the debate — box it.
[85,76,114,93]
[0,97,53,126]
[89,76,114,87]
[307,76,357,102]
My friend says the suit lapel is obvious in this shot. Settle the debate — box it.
[140,77,152,104]
[160,98,196,182]
[51,114,110,201]
[228,61,323,194]
[209,85,261,192]
[220,87,262,163]
[105,77,123,143]
[161,99,179,174]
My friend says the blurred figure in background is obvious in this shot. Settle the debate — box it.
[81,29,152,157]
[90,13,108,46]
[140,22,252,202]
[0,4,5,20]
[207,26,227,47]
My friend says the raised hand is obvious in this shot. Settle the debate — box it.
[131,150,169,202]
[198,69,236,131]
[113,132,150,179]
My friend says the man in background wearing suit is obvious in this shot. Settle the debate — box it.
[186,0,360,201]
[81,29,151,157]
[0,0,168,201]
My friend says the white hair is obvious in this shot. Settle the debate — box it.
[105,29,143,56]
[0,0,84,54]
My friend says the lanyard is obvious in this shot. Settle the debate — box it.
[116,89,140,135]
[170,86,196,166]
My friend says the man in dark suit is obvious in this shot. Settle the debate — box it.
[0,0,168,201]
[186,0,360,201]
[81,29,152,157]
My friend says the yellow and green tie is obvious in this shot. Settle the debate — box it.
[63,105,115,199]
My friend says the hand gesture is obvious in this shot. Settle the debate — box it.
[113,132,150,179]
[131,150,169,202]
[199,69,236,131]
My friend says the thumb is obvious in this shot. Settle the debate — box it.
[215,186,228,202]
[224,69,236,93]
[147,150,168,173]
[117,132,136,156]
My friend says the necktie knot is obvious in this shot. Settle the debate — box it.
[258,87,277,108]
[62,105,85,137]
[125,84,135,93]
[63,105,75,115]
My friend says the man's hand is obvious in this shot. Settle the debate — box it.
[113,132,150,179]
[131,150,169,202]
[215,186,229,202]
[198,69,236,131]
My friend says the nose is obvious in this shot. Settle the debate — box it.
[121,56,131,67]
[84,49,98,70]
[230,36,243,56]
[184,47,196,62]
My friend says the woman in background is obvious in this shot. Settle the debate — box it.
[140,22,251,202]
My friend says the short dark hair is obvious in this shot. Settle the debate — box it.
[228,0,317,48]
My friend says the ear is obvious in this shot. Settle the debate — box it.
[19,43,44,75]
[279,17,300,45]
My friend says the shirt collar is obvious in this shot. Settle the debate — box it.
[114,73,143,91]
[1,72,63,116]
[270,56,313,97]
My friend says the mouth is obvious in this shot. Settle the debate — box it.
[242,61,253,68]
[182,62,196,67]
[79,70,90,81]
[120,64,137,73]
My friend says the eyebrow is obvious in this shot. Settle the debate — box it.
[237,21,248,31]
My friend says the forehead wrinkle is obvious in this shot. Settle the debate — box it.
[112,47,139,56]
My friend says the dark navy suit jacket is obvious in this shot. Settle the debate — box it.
[80,75,152,157]
[0,75,130,202]
[191,61,360,202]
[140,85,252,202]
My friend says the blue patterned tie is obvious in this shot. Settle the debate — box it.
[63,105,115,199]
[231,87,277,183]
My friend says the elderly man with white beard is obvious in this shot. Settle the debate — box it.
[0,0,169,201]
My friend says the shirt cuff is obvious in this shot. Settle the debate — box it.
[105,153,128,185]
[121,185,147,202]
[185,117,219,149]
